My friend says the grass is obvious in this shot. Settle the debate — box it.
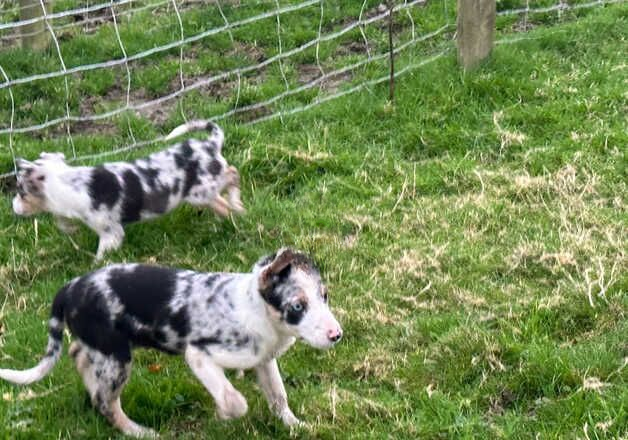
[1,1,627,439]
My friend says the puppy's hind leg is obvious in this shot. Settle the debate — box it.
[185,345,248,420]
[225,166,245,214]
[92,223,125,261]
[75,343,156,438]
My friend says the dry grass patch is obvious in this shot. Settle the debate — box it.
[375,246,446,283]
[493,110,527,152]
[352,347,409,383]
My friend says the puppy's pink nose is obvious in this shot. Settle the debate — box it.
[327,328,342,343]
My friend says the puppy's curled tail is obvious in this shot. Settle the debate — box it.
[165,120,224,150]
[0,286,67,385]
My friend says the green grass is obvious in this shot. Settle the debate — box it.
[1,2,627,439]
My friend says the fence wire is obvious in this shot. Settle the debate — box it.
[0,0,624,180]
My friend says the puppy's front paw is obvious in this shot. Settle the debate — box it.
[229,199,245,215]
[280,408,303,427]
[209,196,231,218]
[133,427,158,439]
[217,388,248,420]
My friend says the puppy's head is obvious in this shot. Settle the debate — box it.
[256,248,342,349]
[12,159,48,216]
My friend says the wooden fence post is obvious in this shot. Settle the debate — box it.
[19,0,52,50]
[457,0,496,69]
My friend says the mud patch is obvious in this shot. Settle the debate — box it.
[297,64,323,84]
[186,76,238,101]
[489,388,516,415]
[229,41,266,63]
[296,64,353,93]
[231,104,271,123]
[336,40,369,57]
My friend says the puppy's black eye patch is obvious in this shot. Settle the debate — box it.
[37,175,45,181]
[285,300,307,325]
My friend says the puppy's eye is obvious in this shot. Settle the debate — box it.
[322,287,328,303]
[291,303,303,312]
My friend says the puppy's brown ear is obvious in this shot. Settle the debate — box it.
[259,248,295,291]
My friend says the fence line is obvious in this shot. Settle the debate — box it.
[0,49,454,173]
[1,0,173,41]
[0,0,320,90]
[0,0,427,135]
[0,0,177,41]
[497,0,623,16]
[2,0,620,42]
[0,65,16,176]
[358,0,373,59]
[0,0,137,31]
[64,21,453,162]
[213,24,452,124]
[0,0,254,16]
[250,49,451,126]
[0,0,265,42]
[0,0,623,180]
[315,0,325,76]
[36,0,78,157]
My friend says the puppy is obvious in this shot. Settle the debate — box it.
[12,121,244,260]
[0,248,342,438]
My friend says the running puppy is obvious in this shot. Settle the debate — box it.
[0,248,342,438]
[12,121,244,260]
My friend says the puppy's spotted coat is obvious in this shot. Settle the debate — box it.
[0,248,342,438]
[12,121,244,259]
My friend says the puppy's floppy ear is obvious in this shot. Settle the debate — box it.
[259,248,295,291]
[16,158,35,171]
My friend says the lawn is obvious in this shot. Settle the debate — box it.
[0,1,626,439]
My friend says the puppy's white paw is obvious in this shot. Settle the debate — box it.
[134,427,158,439]
[229,199,245,215]
[280,408,303,427]
[210,196,231,218]
[217,388,248,420]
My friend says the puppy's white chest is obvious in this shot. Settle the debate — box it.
[207,348,263,370]
[208,335,295,370]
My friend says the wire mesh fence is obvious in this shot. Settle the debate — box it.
[0,0,623,179]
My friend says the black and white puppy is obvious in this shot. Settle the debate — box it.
[12,121,244,260]
[0,248,342,438]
